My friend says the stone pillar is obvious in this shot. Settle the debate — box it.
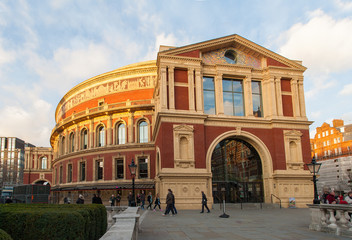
[275,77,283,116]
[195,68,203,112]
[107,115,113,145]
[128,112,134,143]
[34,152,38,170]
[168,66,175,110]
[291,78,300,117]
[244,75,253,117]
[298,78,307,117]
[188,68,195,111]
[89,120,94,148]
[215,73,224,115]
[48,153,52,169]
[160,66,168,110]
[75,126,79,151]
[268,76,277,117]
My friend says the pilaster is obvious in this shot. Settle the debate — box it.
[244,75,253,117]
[168,66,175,110]
[188,68,195,111]
[89,120,94,148]
[195,68,203,112]
[107,115,112,145]
[160,67,168,110]
[298,78,307,117]
[275,77,283,116]
[215,73,224,115]
[291,78,300,117]
[128,111,134,143]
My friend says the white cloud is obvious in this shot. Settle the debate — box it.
[334,0,352,11]
[144,33,179,61]
[278,10,352,78]
[339,83,352,95]
[0,85,52,147]
[27,43,112,94]
[0,39,15,66]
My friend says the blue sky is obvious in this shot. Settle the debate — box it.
[0,0,352,147]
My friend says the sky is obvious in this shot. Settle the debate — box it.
[0,0,352,147]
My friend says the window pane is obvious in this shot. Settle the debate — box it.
[234,93,244,116]
[203,77,215,90]
[116,159,124,179]
[80,162,86,181]
[139,158,148,178]
[251,81,260,94]
[118,124,126,144]
[252,95,262,117]
[139,121,148,143]
[204,91,216,115]
[223,92,234,115]
[233,80,243,93]
[99,126,105,147]
[222,79,232,92]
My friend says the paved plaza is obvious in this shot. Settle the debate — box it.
[138,204,350,240]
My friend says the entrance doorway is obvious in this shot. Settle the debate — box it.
[211,138,263,203]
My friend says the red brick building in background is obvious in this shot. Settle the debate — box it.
[24,35,314,208]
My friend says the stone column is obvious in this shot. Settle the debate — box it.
[107,115,113,146]
[244,75,253,117]
[215,73,224,115]
[160,66,168,110]
[34,152,38,170]
[188,68,195,111]
[298,78,306,117]
[275,77,283,116]
[195,68,203,112]
[89,120,94,148]
[168,66,175,110]
[128,112,134,143]
[268,76,277,117]
[48,153,52,170]
[291,78,300,117]
[75,125,79,151]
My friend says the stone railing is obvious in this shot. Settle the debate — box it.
[308,204,352,238]
[101,206,140,240]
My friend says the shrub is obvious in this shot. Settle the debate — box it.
[0,229,12,240]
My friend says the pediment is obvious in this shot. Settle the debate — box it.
[173,124,194,132]
[158,34,306,71]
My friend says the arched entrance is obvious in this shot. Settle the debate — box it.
[211,137,263,203]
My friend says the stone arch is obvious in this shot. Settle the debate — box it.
[33,179,52,186]
[206,129,274,202]
[113,119,127,145]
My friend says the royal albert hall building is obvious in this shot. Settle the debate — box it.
[24,34,314,208]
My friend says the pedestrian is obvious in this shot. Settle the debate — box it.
[345,191,352,204]
[147,192,153,210]
[326,190,337,204]
[92,194,102,204]
[200,191,210,213]
[109,194,116,206]
[153,193,162,211]
[172,191,177,214]
[127,191,134,206]
[64,197,68,204]
[116,193,121,206]
[163,189,175,216]
[5,196,12,204]
[136,193,141,206]
[140,190,145,209]
[76,194,84,204]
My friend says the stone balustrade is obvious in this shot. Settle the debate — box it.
[308,204,352,238]
[101,206,140,240]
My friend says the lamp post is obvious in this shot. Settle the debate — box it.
[306,156,322,204]
[128,158,137,207]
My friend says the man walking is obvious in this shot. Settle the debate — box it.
[200,191,210,213]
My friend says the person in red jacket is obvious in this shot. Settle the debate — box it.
[326,190,337,204]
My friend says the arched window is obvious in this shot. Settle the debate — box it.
[81,129,88,150]
[40,156,47,169]
[138,121,148,143]
[97,125,105,147]
[117,123,126,144]
[61,137,66,155]
[69,132,75,153]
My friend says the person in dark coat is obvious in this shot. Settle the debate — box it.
[76,194,84,204]
[140,190,146,209]
[92,194,102,204]
[109,194,116,206]
[127,191,134,206]
[116,194,121,206]
[163,189,175,216]
[200,191,210,213]
[153,193,162,211]
[146,192,153,210]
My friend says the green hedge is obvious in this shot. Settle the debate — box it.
[0,229,12,240]
[0,204,107,240]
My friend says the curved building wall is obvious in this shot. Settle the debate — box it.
[49,61,157,204]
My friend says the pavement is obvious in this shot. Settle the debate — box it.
[138,204,350,240]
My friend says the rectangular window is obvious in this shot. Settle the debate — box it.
[96,160,103,180]
[331,129,334,134]
[79,162,86,181]
[251,81,263,117]
[318,134,320,138]
[322,132,325,137]
[222,79,244,116]
[67,164,72,183]
[59,166,63,184]
[115,159,124,179]
[138,157,148,179]
[203,77,216,115]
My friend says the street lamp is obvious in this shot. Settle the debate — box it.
[306,156,322,204]
[128,158,137,207]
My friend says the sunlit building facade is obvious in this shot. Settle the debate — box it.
[23,35,314,208]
